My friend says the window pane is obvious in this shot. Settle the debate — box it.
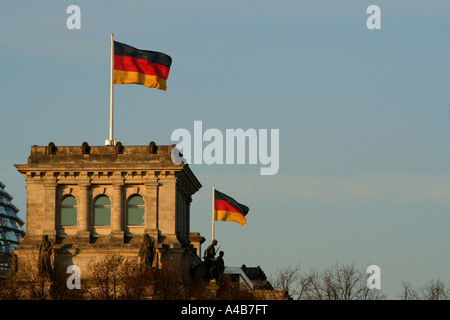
[128,196,144,206]
[62,196,77,206]
[128,207,144,225]
[95,196,111,206]
[94,207,111,225]
[94,196,111,226]
[61,207,77,226]
[128,195,144,225]
[61,196,77,226]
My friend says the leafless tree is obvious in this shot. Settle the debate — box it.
[398,281,420,300]
[86,254,156,300]
[0,268,28,299]
[86,255,124,299]
[272,262,386,300]
[311,262,384,300]
[270,264,312,300]
[0,257,84,300]
[421,279,448,300]
[399,279,449,300]
[151,263,187,300]
[215,274,256,300]
[184,267,212,300]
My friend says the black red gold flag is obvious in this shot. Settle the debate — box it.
[214,189,249,226]
[113,41,172,91]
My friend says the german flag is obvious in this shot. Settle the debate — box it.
[113,41,172,91]
[214,189,249,226]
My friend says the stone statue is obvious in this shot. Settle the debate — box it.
[8,252,18,276]
[47,142,57,155]
[138,234,156,268]
[38,235,53,275]
[149,141,158,154]
[81,142,91,154]
[203,240,222,280]
[213,251,225,281]
[115,141,124,154]
[204,239,218,260]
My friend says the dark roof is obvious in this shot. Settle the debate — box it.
[241,265,267,281]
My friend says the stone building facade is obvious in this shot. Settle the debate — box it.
[14,141,204,278]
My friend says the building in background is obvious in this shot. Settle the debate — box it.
[14,141,202,278]
[11,141,287,299]
[0,181,25,275]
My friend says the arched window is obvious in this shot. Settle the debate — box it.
[60,196,77,226]
[127,195,144,225]
[94,195,111,226]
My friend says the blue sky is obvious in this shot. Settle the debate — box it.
[1,1,450,298]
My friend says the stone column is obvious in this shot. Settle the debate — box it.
[175,183,180,241]
[144,181,159,240]
[158,175,179,247]
[43,181,57,241]
[110,183,124,243]
[178,186,187,246]
[186,195,192,243]
[24,179,40,238]
[77,182,91,243]
[176,182,190,247]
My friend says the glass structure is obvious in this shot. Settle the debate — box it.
[94,195,111,226]
[60,195,77,226]
[0,181,25,275]
[127,195,144,225]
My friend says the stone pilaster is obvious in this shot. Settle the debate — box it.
[144,181,159,240]
[43,180,57,240]
[110,183,124,243]
[158,175,178,245]
[77,182,91,243]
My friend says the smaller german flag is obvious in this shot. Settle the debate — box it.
[113,41,172,91]
[214,189,249,226]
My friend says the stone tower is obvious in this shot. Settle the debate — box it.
[14,141,204,278]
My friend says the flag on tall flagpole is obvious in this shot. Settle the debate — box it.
[113,40,172,91]
[106,35,172,146]
[214,189,249,226]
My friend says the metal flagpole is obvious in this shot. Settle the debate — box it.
[106,33,115,146]
[212,185,215,242]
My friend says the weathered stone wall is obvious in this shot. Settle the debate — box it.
[14,142,203,278]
